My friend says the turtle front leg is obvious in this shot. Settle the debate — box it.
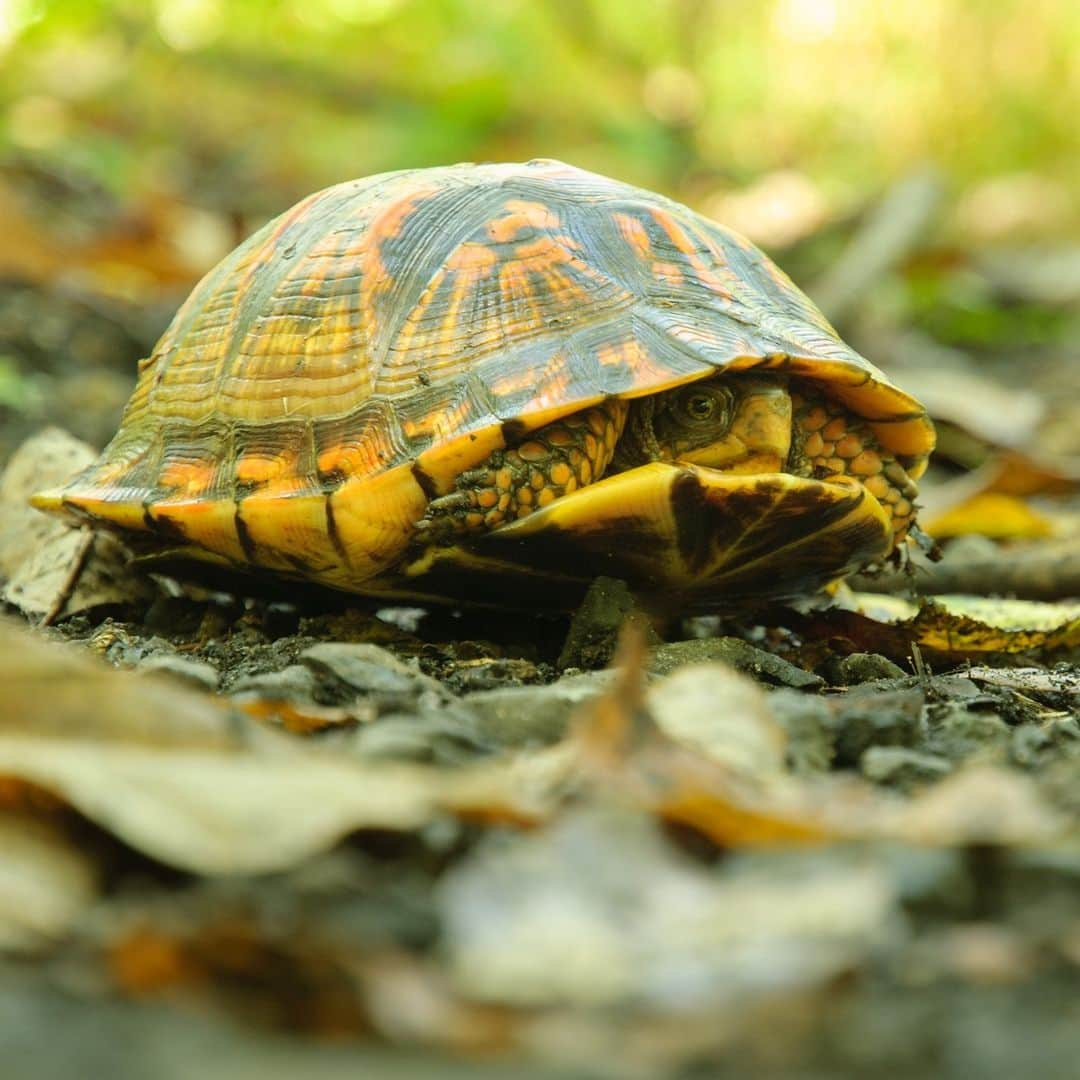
[416,399,628,541]
[790,386,920,542]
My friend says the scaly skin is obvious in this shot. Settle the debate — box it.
[416,400,628,540]
[788,385,919,542]
[418,375,920,549]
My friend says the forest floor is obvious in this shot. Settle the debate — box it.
[1,171,1078,1078]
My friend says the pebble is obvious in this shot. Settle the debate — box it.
[464,671,619,747]
[557,576,658,671]
[136,653,219,692]
[300,642,446,708]
[827,652,907,685]
[860,746,952,790]
[229,664,320,701]
[649,637,824,690]
[767,690,836,774]
[825,685,926,766]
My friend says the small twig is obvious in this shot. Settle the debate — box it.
[39,529,94,627]
[909,640,932,689]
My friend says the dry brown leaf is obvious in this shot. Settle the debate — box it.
[0,619,557,874]
[231,697,374,734]
[565,644,891,847]
[924,492,1055,541]
[438,808,900,1009]
[0,429,154,620]
[806,594,1080,660]
[897,367,1046,451]
[894,766,1070,847]
[0,812,98,952]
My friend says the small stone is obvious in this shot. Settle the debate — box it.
[443,657,544,695]
[925,704,1010,763]
[350,706,490,765]
[465,671,619,747]
[1011,717,1080,769]
[827,652,906,685]
[229,664,320,701]
[137,654,219,691]
[860,746,952,790]
[649,637,824,690]
[767,689,835,774]
[826,685,925,766]
[301,642,444,702]
[557,577,658,671]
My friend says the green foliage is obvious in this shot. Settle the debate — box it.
[1,0,1078,234]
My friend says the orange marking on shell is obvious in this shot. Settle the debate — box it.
[360,186,438,340]
[498,257,539,326]
[596,339,646,372]
[649,207,735,300]
[526,247,595,310]
[395,241,499,367]
[316,441,381,481]
[328,464,428,567]
[371,186,437,243]
[235,452,294,487]
[511,235,580,270]
[52,491,147,532]
[613,213,653,259]
[653,260,684,285]
[157,459,217,496]
[200,188,328,402]
[487,200,562,243]
[81,457,138,489]
[412,424,507,493]
[448,242,500,275]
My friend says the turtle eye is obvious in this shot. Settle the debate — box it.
[678,386,733,426]
[686,394,714,420]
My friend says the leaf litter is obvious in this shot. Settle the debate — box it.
[3,220,1080,1074]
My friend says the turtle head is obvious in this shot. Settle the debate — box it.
[616,374,792,474]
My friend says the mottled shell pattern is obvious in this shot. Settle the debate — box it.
[39,159,934,599]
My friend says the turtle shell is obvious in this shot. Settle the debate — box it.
[35,159,934,604]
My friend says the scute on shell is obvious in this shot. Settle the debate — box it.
[32,159,934,605]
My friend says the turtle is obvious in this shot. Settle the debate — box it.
[33,159,934,610]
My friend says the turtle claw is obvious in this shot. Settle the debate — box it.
[415,491,475,541]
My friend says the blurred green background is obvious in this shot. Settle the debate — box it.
[1,0,1079,458]
[2,0,1079,293]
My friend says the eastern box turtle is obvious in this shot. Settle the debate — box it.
[34,160,934,609]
